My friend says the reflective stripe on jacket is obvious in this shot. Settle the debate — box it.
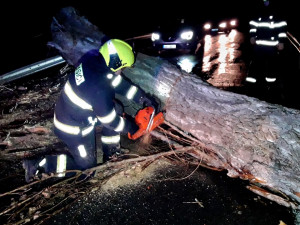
[249,15,287,47]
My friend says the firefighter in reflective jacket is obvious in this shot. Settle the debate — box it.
[246,0,287,85]
[23,39,159,182]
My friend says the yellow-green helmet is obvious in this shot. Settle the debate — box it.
[99,39,135,72]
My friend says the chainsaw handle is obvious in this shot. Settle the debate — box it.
[128,128,145,140]
[128,107,164,140]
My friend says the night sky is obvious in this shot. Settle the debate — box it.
[0,0,298,74]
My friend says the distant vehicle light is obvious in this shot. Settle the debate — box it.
[219,22,227,28]
[151,33,160,41]
[204,23,211,30]
[230,20,237,26]
[180,31,193,40]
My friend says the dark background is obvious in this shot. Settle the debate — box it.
[0,0,298,74]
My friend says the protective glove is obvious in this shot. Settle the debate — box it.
[277,43,284,51]
[123,113,139,135]
[113,99,125,116]
[140,94,161,113]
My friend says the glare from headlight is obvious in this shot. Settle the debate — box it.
[204,23,211,30]
[219,22,227,28]
[177,56,197,73]
[180,31,193,40]
[151,33,160,41]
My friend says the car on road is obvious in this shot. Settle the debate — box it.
[151,18,200,54]
[203,18,238,35]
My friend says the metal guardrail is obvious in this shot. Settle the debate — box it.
[0,34,152,85]
[124,34,152,41]
[0,55,66,85]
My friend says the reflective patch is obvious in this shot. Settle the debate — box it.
[97,109,117,124]
[265,77,276,82]
[108,40,117,54]
[56,154,67,177]
[107,73,114,79]
[278,33,287,38]
[82,125,94,136]
[88,116,98,125]
[54,114,80,135]
[64,81,93,110]
[256,40,279,46]
[126,86,138,100]
[111,75,122,87]
[114,117,125,132]
[246,77,257,83]
[75,63,85,86]
[78,145,87,158]
[54,114,97,136]
[101,135,120,144]
[39,158,46,167]
[249,20,287,28]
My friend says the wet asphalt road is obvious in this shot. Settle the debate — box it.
[45,162,296,225]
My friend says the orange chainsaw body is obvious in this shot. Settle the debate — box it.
[128,107,164,140]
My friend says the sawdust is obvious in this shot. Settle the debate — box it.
[139,132,152,146]
[100,158,171,192]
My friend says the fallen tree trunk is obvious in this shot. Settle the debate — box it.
[45,7,300,209]
[124,54,300,208]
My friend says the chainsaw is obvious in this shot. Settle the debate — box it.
[128,106,164,140]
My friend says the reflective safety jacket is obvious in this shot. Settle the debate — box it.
[54,50,148,136]
[249,14,287,49]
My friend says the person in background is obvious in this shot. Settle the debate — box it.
[23,39,160,182]
[246,0,287,87]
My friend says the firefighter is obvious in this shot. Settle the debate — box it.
[246,0,287,86]
[23,39,160,182]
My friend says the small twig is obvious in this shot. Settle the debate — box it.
[158,159,202,182]
[0,85,14,92]
[183,198,204,208]
[0,170,81,199]
[158,126,193,145]
[120,153,141,158]
[0,190,43,216]
[0,179,43,198]
[161,129,187,164]
[7,198,33,223]
[164,121,207,148]
[40,192,83,216]
[4,132,11,142]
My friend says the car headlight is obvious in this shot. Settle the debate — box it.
[219,22,227,28]
[230,20,237,26]
[180,31,193,40]
[151,33,160,41]
[204,23,211,30]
